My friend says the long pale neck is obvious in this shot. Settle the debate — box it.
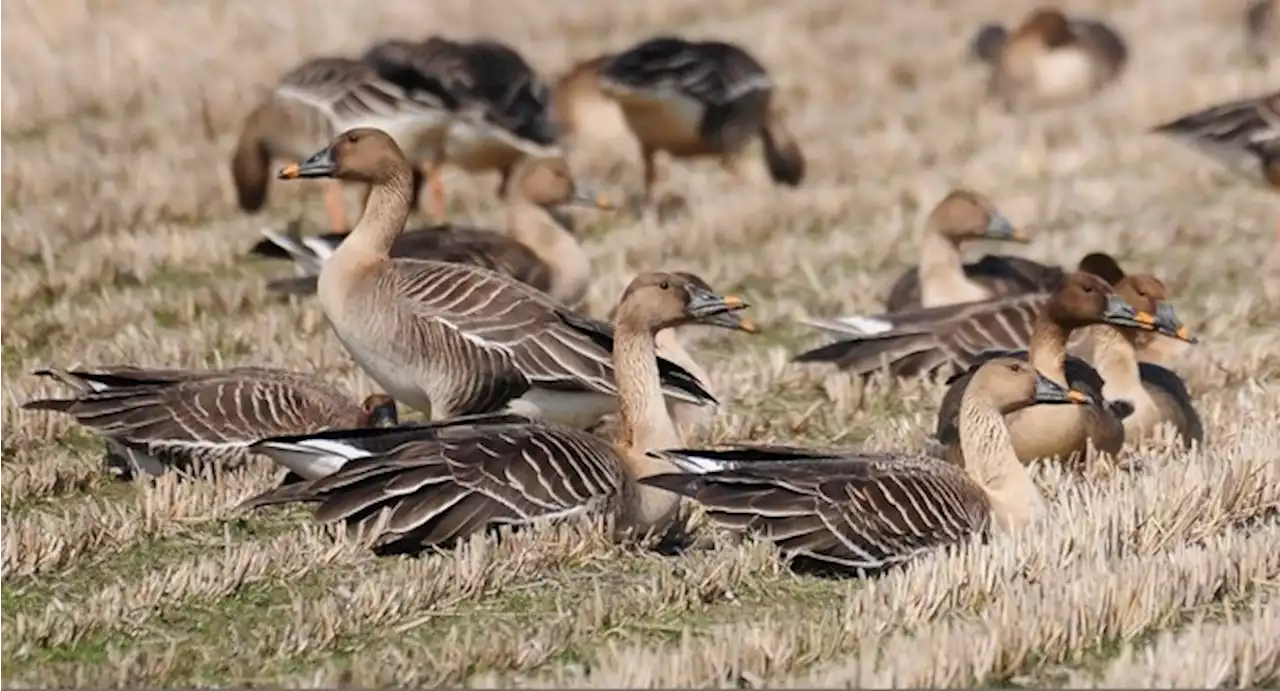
[506,200,590,305]
[613,322,682,460]
[919,225,984,306]
[332,170,414,262]
[1087,325,1143,399]
[959,396,1045,532]
[1028,315,1068,385]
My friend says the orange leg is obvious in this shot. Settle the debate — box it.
[323,180,348,232]
[427,163,447,220]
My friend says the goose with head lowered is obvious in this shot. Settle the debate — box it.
[238,271,757,552]
[21,366,398,479]
[637,358,1090,575]
[277,128,732,430]
[252,154,612,308]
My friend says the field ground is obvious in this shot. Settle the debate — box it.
[3,0,1280,686]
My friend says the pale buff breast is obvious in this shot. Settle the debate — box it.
[1003,403,1091,464]
[615,91,715,156]
[1028,47,1101,102]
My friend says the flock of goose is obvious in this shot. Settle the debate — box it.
[20,5,1279,574]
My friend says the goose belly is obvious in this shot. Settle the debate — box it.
[1031,48,1098,101]
[1004,403,1091,464]
[616,93,710,155]
[506,388,619,429]
[443,121,529,171]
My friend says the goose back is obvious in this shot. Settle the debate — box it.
[885,254,1067,313]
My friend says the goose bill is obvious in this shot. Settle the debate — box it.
[984,212,1028,243]
[1033,373,1091,406]
[278,147,338,180]
[1154,302,1199,344]
[570,187,614,210]
[685,291,758,333]
[1099,294,1160,331]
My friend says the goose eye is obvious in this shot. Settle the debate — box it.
[347,132,360,143]
[659,280,670,290]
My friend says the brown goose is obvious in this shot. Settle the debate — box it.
[231,55,452,232]
[637,358,1089,574]
[1074,251,1192,367]
[238,271,757,553]
[362,37,560,219]
[251,155,611,307]
[548,54,631,146]
[277,127,722,429]
[596,36,805,209]
[1082,274,1203,449]
[1247,0,1277,65]
[793,272,1171,383]
[980,7,1128,111]
[880,189,1063,313]
[931,274,1197,466]
[20,367,397,479]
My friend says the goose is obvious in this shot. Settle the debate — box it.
[1247,0,1277,65]
[595,36,805,209]
[1150,90,1280,268]
[1082,274,1204,448]
[931,275,1197,466]
[20,366,398,479]
[548,54,631,147]
[363,37,560,219]
[1074,251,1192,368]
[276,127,730,429]
[231,55,454,232]
[878,189,1064,313]
[636,358,1090,575]
[237,271,757,552]
[251,155,611,307]
[978,7,1128,110]
[792,272,1177,383]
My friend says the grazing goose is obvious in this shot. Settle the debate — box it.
[637,358,1089,574]
[596,36,805,208]
[879,189,1063,313]
[363,37,559,218]
[238,271,757,552]
[231,56,452,232]
[931,274,1197,466]
[277,127,723,428]
[793,272,1170,383]
[548,54,631,146]
[1151,90,1280,268]
[1247,0,1277,65]
[252,155,611,307]
[1075,251,1192,368]
[1083,274,1203,448]
[979,7,1128,110]
[20,366,397,479]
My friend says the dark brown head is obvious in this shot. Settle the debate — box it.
[929,190,1026,244]
[969,357,1091,411]
[1018,8,1076,48]
[277,128,410,185]
[1114,274,1198,344]
[614,271,758,334]
[1044,271,1160,332]
[1076,252,1126,285]
[513,157,613,211]
[231,102,275,213]
[358,394,399,427]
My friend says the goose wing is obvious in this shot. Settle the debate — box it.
[1139,362,1204,447]
[641,451,990,572]
[884,256,1067,312]
[240,419,625,552]
[385,261,716,412]
[454,40,558,147]
[600,37,773,105]
[1152,91,1280,186]
[793,293,1048,379]
[275,57,450,134]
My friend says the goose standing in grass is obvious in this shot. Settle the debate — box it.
[251,155,612,307]
[1151,90,1280,269]
[548,54,631,147]
[596,36,805,211]
[20,367,398,479]
[231,56,453,233]
[975,7,1128,110]
[637,358,1089,575]
[238,271,758,553]
[363,37,560,219]
[931,274,1197,467]
[277,128,725,429]
[793,272,1172,383]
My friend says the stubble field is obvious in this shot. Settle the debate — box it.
[3,0,1280,686]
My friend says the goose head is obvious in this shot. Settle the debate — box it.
[615,271,759,335]
[358,394,400,427]
[278,128,410,185]
[1076,251,1126,285]
[1044,271,1158,332]
[1016,8,1076,49]
[969,357,1091,412]
[930,190,1026,244]
[1114,274,1198,344]
[514,157,613,212]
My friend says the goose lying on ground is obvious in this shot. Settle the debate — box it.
[238,271,756,553]
[637,358,1089,575]
[21,367,397,479]
[277,128,727,429]
[1074,251,1193,367]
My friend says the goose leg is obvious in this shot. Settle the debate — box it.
[496,164,514,199]
[642,146,660,208]
[323,180,348,232]
[427,162,447,220]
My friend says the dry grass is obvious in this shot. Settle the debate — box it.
[3,0,1279,686]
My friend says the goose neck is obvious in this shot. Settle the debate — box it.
[959,394,1045,532]
[335,169,414,260]
[613,321,682,458]
[1028,314,1068,385]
